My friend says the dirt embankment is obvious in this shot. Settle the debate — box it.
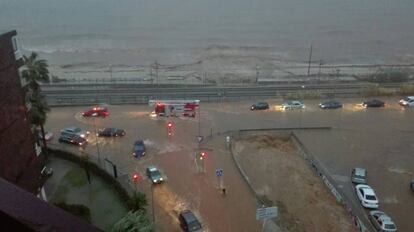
[234,134,356,232]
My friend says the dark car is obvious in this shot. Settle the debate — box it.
[251,102,269,110]
[319,100,343,109]
[362,99,385,108]
[82,106,109,117]
[179,210,202,232]
[146,166,163,184]
[132,140,146,158]
[410,180,414,192]
[58,134,87,146]
[97,128,125,137]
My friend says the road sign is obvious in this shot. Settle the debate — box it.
[256,206,278,220]
[215,169,223,177]
[197,136,203,143]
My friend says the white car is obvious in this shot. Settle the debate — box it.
[399,96,414,107]
[355,184,379,209]
[61,127,90,138]
[368,211,397,232]
[39,131,54,141]
[282,101,305,110]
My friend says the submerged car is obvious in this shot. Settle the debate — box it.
[251,102,269,110]
[368,211,397,232]
[351,167,367,184]
[179,210,202,232]
[58,134,87,146]
[82,105,109,117]
[97,128,125,137]
[132,140,146,158]
[146,166,163,184]
[282,100,305,110]
[61,127,90,138]
[399,96,414,107]
[356,184,379,209]
[362,99,385,108]
[319,100,343,109]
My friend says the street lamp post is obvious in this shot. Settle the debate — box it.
[93,116,101,163]
[151,184,155,223]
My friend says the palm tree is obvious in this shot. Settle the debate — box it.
[29,93,50,155]
[21,52,51,157]
[21,52,50,94]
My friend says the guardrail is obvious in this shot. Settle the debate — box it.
[290,132,373,232]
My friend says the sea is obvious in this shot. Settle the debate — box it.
[1,0,414,67]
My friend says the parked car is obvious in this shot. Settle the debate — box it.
[368,211,397,232]
[58,134,87,146]
[399,96,414,107]
[61,127,90,138]
[282,100,305,110]
[146,166,163,184]
[355,184,379,209]
[38,131,54,141]
[97,128,125,137]
[319,100,343,109]
[178,210,202,232]
[82,105,109,117]
[351,167,367,184]
[132,140,146,158]
[251,102,269,110]
[410,180,414,192]
[362,99,385,108]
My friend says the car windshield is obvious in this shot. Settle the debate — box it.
[135,145,144,150]
[188,221,202,230]
[72,128,81,133]
[366,195,376,200]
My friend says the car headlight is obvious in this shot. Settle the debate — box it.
[159,178,163,181]
[153,180,157,183]
[80,134,85,138]
[132,152,136,156]
[142,152,146,155]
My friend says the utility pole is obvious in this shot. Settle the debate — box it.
[255,65,260,83]
[109,65,113,83]
[318,60,323,81]
[153,60,159,87]
[93,117,101,163]
[307,45,313,76]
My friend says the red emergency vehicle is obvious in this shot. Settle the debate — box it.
[148,100,200,117]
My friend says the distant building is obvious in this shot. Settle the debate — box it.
[0,30,45,194]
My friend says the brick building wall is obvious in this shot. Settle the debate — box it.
[0,30,43,194]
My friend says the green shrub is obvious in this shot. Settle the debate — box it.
[400,84,414,95]
[285,91,321,100]
[366,68,409,83]
[54,202,91,222]
[111,210,153,232]
[128,192,148,212]
[362,84,395,96]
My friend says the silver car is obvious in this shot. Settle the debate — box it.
[282,100,305,110]
[61,126,90,138]
[368,211,397,232]
[351,167,367,184]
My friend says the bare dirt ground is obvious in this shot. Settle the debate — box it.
[233,133,357,232]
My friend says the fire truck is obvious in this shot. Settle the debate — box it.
[148,100,200,117]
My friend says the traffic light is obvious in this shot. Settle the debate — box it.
[167,121,173,136]
[132,173,140,183]
[200,152,207,160]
